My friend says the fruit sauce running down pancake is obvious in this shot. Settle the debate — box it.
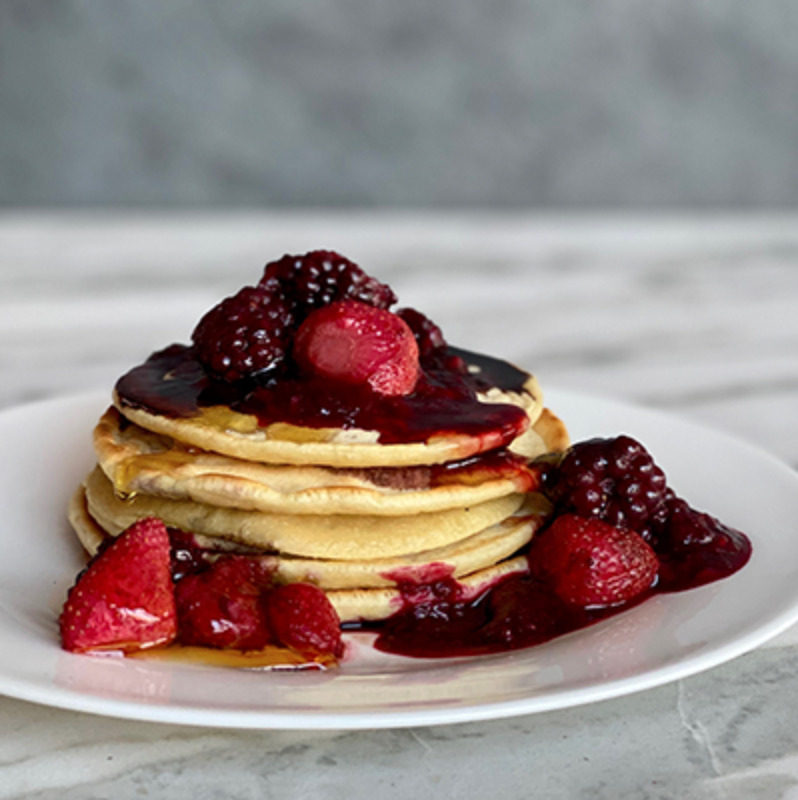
[327,557,534,624]
[113,344,549,468]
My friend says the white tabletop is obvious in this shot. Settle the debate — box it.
[2,213,798,799]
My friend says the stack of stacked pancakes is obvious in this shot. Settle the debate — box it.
[67,259,569,627]
[70,362,567,625]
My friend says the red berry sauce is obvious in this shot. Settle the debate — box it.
[360,563,620,659]
[363,502,751,660]
[114,344,531,447]
[654,499,752,592]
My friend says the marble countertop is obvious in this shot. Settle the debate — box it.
[2,212,798,799]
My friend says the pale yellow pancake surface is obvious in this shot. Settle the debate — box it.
[70,485,547,591]
[94,407,560,516]
[83,466,527,560]
[69,486,535,625]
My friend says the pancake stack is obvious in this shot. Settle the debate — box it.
[68,255,569,626]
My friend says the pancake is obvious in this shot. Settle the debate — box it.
[68,483,107,556]
[528,407,570,455]
[271,510,543,589]
[114,385,542,468]
[93,406,565,516]
[68,487,538,623]
[69,484,260,559]
[64,256,577,646]
[83,466,527,560]
[70,485,547,589]
[327,556,532,623]
[112,345,546,468]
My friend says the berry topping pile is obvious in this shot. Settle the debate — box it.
[118,251,545,447]
[192,250,417,388]
[60,520,344,663]
[372,435,751,659]
[537,435,751,598]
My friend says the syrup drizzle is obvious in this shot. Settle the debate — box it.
[128,643,333,669]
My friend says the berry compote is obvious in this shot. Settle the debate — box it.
[116,251,537,450]
[363,436,752,659]
[115,344,532,449]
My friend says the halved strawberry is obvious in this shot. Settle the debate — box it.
[60,517,177,653]
[265,583,344,658]
[292,300,420,396]
[175,556,274,651]
[530,513,659,608]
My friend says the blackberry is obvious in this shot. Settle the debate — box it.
[259,250,396,317]
[192,250,402,383]
[395,307,447,360]
[544,435,670,540]
[192,285,294,383]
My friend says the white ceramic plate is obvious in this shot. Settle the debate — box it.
[1,390,798,730]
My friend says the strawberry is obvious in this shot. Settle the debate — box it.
[293,300,420,396]
[530,514,659,608]
[175,556,274,651]
[60,517,177,653]
[265,583,343,658]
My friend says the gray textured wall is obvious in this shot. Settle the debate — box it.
[2,1,798,208]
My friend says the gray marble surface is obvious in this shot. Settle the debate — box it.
[2,213,798,798]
